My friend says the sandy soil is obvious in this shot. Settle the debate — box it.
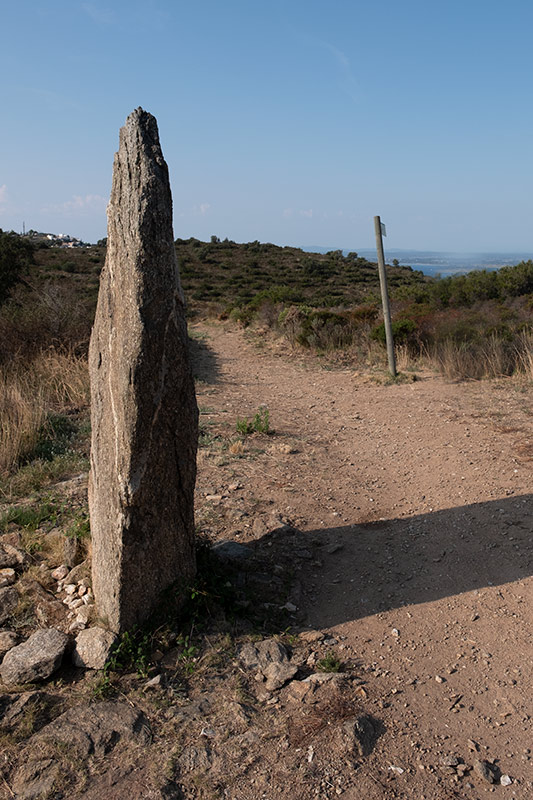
[191,320,533,799]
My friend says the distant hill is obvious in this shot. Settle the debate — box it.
[174,237,430,313]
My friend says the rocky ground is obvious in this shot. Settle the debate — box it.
[1,320,533,799]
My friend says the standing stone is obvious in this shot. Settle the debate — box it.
[88,108,198,633]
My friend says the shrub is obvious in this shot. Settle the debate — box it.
[0,230,35,306]
[236,407,270,435]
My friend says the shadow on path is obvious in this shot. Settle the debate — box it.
[188,335,221,385]
[254,494,533,628]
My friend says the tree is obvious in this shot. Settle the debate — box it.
[0,230,35,306]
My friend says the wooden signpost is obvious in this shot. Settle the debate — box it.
[374,215,397,377]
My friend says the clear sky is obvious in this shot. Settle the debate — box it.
[2,0,532,252]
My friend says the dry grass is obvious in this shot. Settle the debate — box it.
[427,336,515,381]
[0,349,89,475]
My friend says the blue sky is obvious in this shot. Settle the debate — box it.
[1,0,532,252]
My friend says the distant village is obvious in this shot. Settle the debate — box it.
[24,230,90,247]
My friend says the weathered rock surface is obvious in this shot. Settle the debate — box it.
[239,638,298,690]
[0,585,18,625]
[89,107,198,633]
[0,542,24,569]
[0,629,18,659]
[212,540,253,563]
[73,627,117,669]
[12,702,151,799]
[0,628,68,685]
[0,567,16,587]
[0,691,50,732]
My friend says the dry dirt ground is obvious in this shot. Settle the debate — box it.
[3,320,533,800]
[189,320,533,799]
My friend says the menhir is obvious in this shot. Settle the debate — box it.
[88,107,198,633]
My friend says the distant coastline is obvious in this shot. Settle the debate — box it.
[302,246,533,278]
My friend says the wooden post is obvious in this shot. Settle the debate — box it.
[374,215,397,377]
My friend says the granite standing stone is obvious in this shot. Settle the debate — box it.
[88,108,198,633]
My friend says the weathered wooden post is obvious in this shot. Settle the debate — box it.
[374,215,397,377]
[88,108,198,633]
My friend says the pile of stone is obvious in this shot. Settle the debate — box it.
[52,564,95,632]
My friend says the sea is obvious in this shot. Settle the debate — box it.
[303,247,533,278]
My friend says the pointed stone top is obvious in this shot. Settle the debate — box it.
[119,107,162,163]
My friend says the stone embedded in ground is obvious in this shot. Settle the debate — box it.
[344,715,377,757]
[0,691,49,732]
[212,540,253,563]
[72,627,117,669]
[0,628,68,685]
[473,759,498,783]
[238,638,298,690]
[88,108,198,634]
[12,702,151,799]
[263,661,298,690]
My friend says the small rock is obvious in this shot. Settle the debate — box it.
[299,630,324,643]
[0,568,16,588]
[64,562,89,585]
[212,540,252,563]
[306,672,345,685]
[0,586,18,625]
[391,628,400,637]
[63,536,81,568]
[473,759,497,784]
[51,565,69,581]
[1,628,68,685]
[326,543,343,554]
[500,774,512,786]
[287,680,316,703]
[282,601,297,612]
[72,628,117,670]
[200,726,216,738]
[264,661,298,691]
[389,765,404,775]
[0,544,24,569]
[440,755,460,767]
[144,673,165,690]
[76,606,92,624]
[344,715,376,757]
[64,584,77,595]
[69,598,84,610]
[435,675,446,683]
[34,597,67,628]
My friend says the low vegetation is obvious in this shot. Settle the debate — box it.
[0,232,533,490]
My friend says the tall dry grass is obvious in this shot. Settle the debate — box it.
[0,350,89,475]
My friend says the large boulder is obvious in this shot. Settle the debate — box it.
[0,628,68,685]
[88,108,198,633]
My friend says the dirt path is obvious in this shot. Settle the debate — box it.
[192,320,533,798]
